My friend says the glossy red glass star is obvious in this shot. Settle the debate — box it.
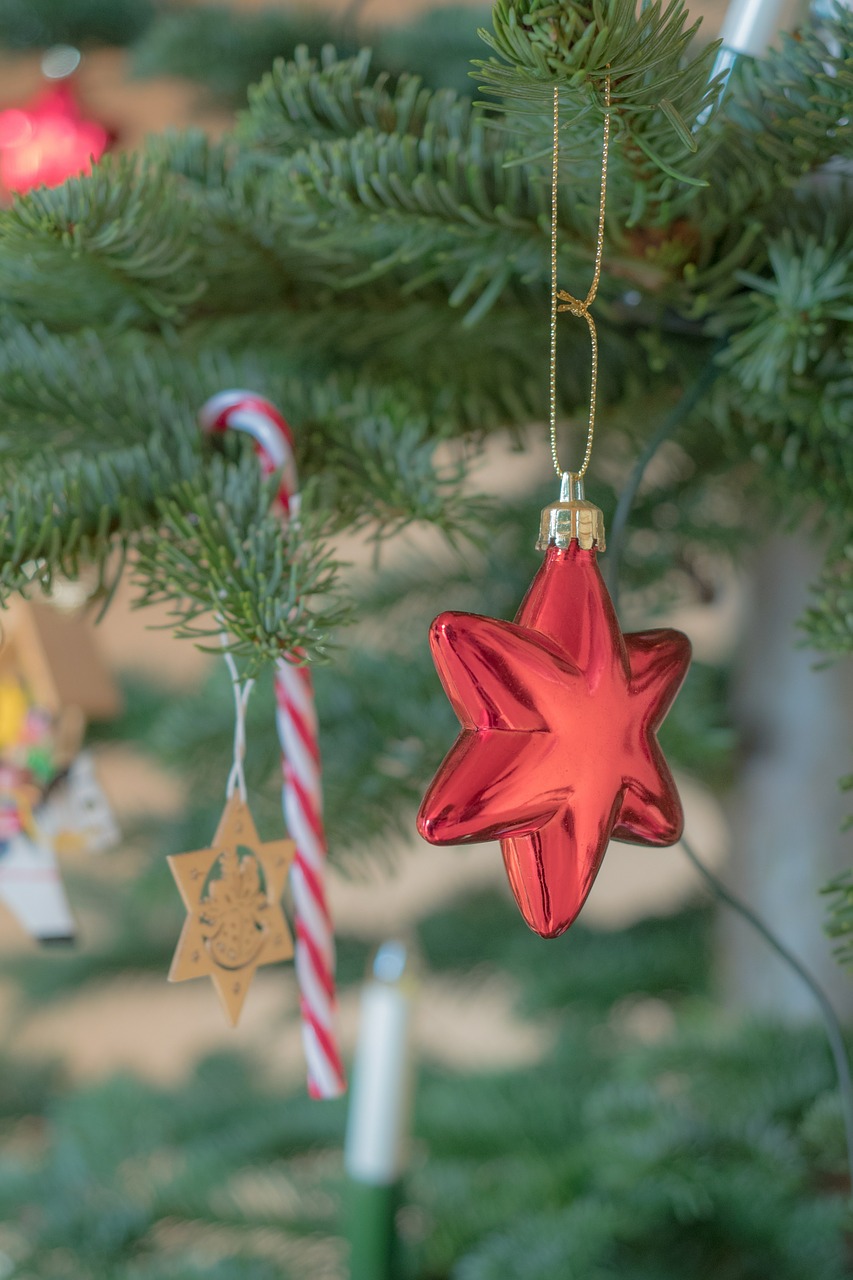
[417,544,691,937]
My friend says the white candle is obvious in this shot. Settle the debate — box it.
[718,0,791,57]
[345,940,415,1186]
[699,0,796,122]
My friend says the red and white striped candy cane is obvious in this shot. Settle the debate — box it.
[200,391,346,1099]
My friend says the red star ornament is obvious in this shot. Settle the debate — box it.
[417,524,691,938]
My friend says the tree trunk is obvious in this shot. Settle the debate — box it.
[719,534,853,1020]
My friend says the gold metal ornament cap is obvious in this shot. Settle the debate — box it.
[536,472,606,552]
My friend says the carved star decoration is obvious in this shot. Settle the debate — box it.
[417,544,691,938]
[168,792,295,1025]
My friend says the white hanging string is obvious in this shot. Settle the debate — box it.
[219,636,255,803]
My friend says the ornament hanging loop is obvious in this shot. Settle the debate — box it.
[220,641,255,804]
[549,73,611,482]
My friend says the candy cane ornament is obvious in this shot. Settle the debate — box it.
[199,391,346,1099]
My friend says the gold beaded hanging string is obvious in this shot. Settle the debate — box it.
[548,75,612,485]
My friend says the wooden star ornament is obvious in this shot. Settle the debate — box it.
[168,792,295,1025]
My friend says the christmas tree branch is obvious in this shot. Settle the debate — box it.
[0,0,848,656]
[239,47,474,154]
[476,0,721,198]
[802,554,853,660]
[0,157,204,328]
